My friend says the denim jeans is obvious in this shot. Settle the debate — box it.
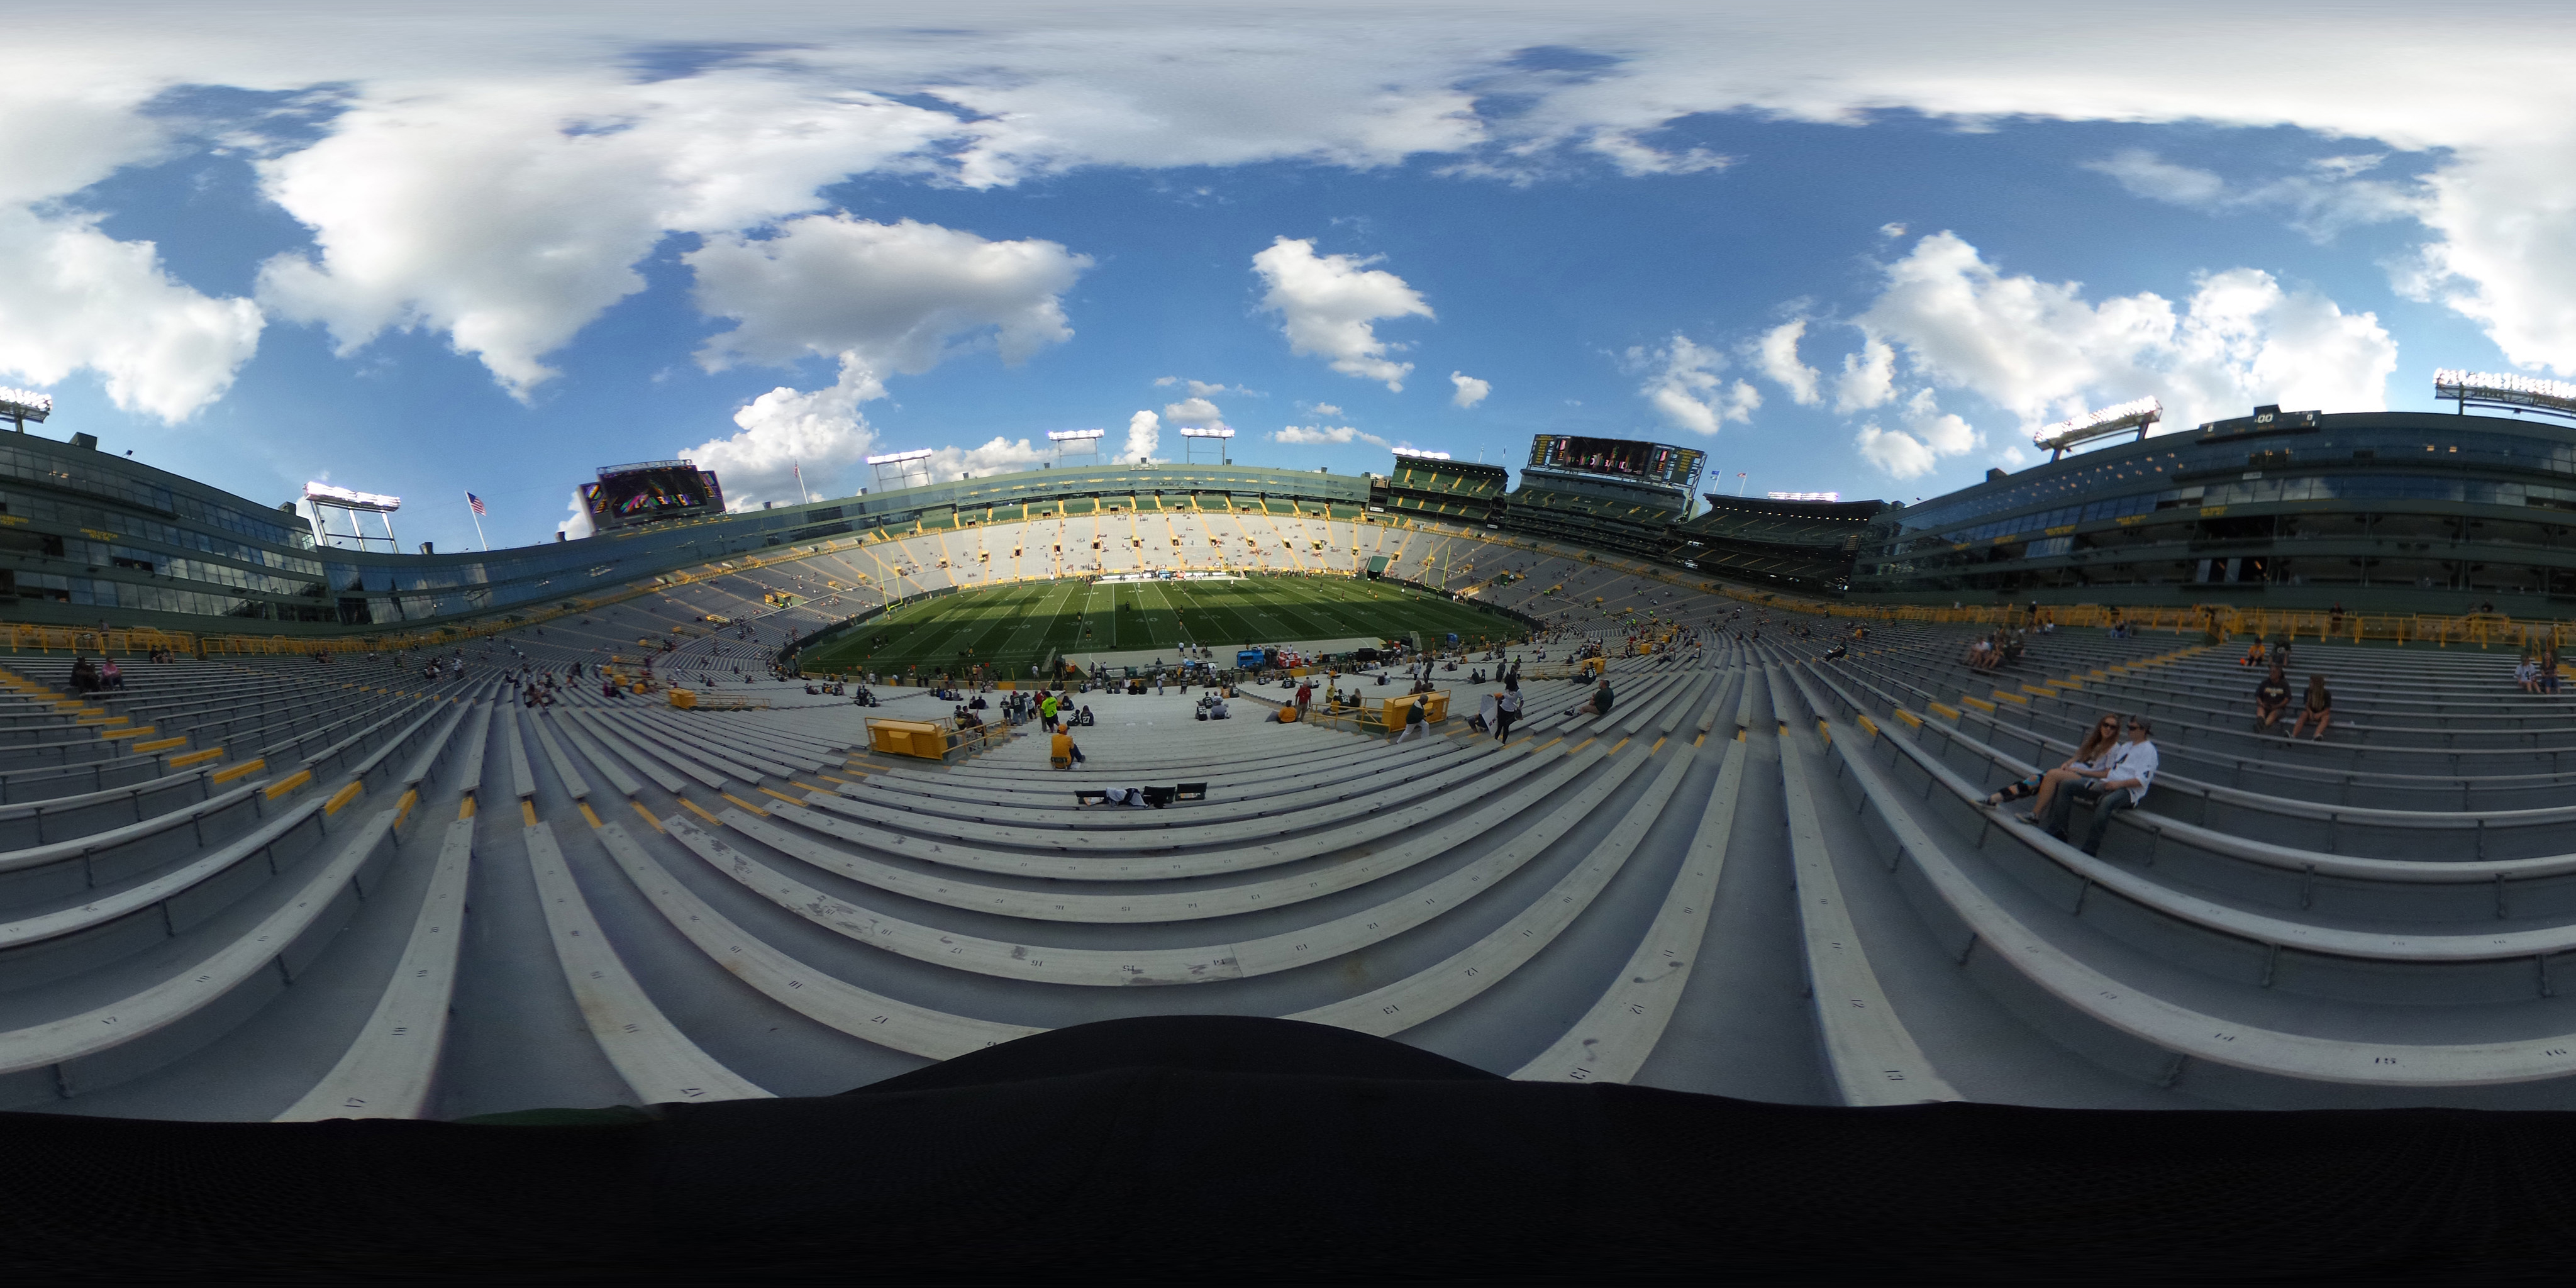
[2041,782,2137,856]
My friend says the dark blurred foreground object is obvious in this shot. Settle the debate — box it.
[6,1015,2576,1282]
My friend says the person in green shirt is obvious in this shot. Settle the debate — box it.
[1566,678,1612,719]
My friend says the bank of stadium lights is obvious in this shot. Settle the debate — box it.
[2033,396,2162,461]
[303,480,402,553]
[1180,424,1235,464]
[2434,369,2576,421]
[1767,491,1841,502]
[1394,449,1452,460]
[866,448,934,492]
[1048,427,1104,465]
[0,387,50,432]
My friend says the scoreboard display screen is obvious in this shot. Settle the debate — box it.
[1527,435,1704,488]
[582,465,724,530]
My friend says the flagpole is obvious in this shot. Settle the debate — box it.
[466,492,489,551]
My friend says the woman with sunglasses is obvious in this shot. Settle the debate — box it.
[1989,713,2123,816]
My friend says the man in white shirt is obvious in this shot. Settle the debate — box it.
[2038,716,2158,856]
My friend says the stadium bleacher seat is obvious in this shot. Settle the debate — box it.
[11,494,2576,1139]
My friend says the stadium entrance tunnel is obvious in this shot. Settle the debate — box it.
[10,1015,2576,1280]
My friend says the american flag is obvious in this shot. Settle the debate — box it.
[467,492,486,516]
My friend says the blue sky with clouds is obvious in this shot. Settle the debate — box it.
[4,2,2570,552]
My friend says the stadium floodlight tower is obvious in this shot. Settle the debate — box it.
[2033,395,2162,461]
[1048,428,1104,466]
[0,387,50,434]
[2434,369,2576,422]
[1180,425,1235,464]
[303,481,402,552]
[866,448,934,492]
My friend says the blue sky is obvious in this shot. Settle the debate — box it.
[4,3,2571,551]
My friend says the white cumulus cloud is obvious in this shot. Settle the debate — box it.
[1631,334,1755,436]
[1124,409,1161,462]
[1835,338,1896,413]
[0,209,263,422]
[253,73,962,398]
[557,489,594,540]
[1850,231,2396,433]
[677,354,887,510]
[9,4,2576,401]
[672,357,1064,507]
[1449,370,1490,408]
[1583,128,1731,178]
[1252,236,1433,391]
[2085,148,2418,243]
[1162,396,1223,426]
[1756,319,1823,406]
[924,436,1052,482]
[687,214,1089,374]
[1854,388,1980,480]
[1854,423,1936,479]
[1274,424,1392,448]
[2416,149,2576,377]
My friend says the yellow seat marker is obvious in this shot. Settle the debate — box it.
[520,800,538,827]
[323,780,364,816]
[631,801,665,833]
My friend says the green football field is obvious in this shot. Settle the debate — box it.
[796,574,1523,678]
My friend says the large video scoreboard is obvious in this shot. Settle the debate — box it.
[1526,435,1704,490]
[582,460,726,531]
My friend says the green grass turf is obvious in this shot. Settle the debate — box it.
[796,574,1524,678]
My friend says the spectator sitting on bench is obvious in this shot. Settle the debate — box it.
[2290,674,2334,741]
[2254,663,2291,733]
[2040,716,2157,856]
[1994,713,2120,816]
[1563,677,1613,719]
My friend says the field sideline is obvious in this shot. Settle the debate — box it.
[796,574,1521,677]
